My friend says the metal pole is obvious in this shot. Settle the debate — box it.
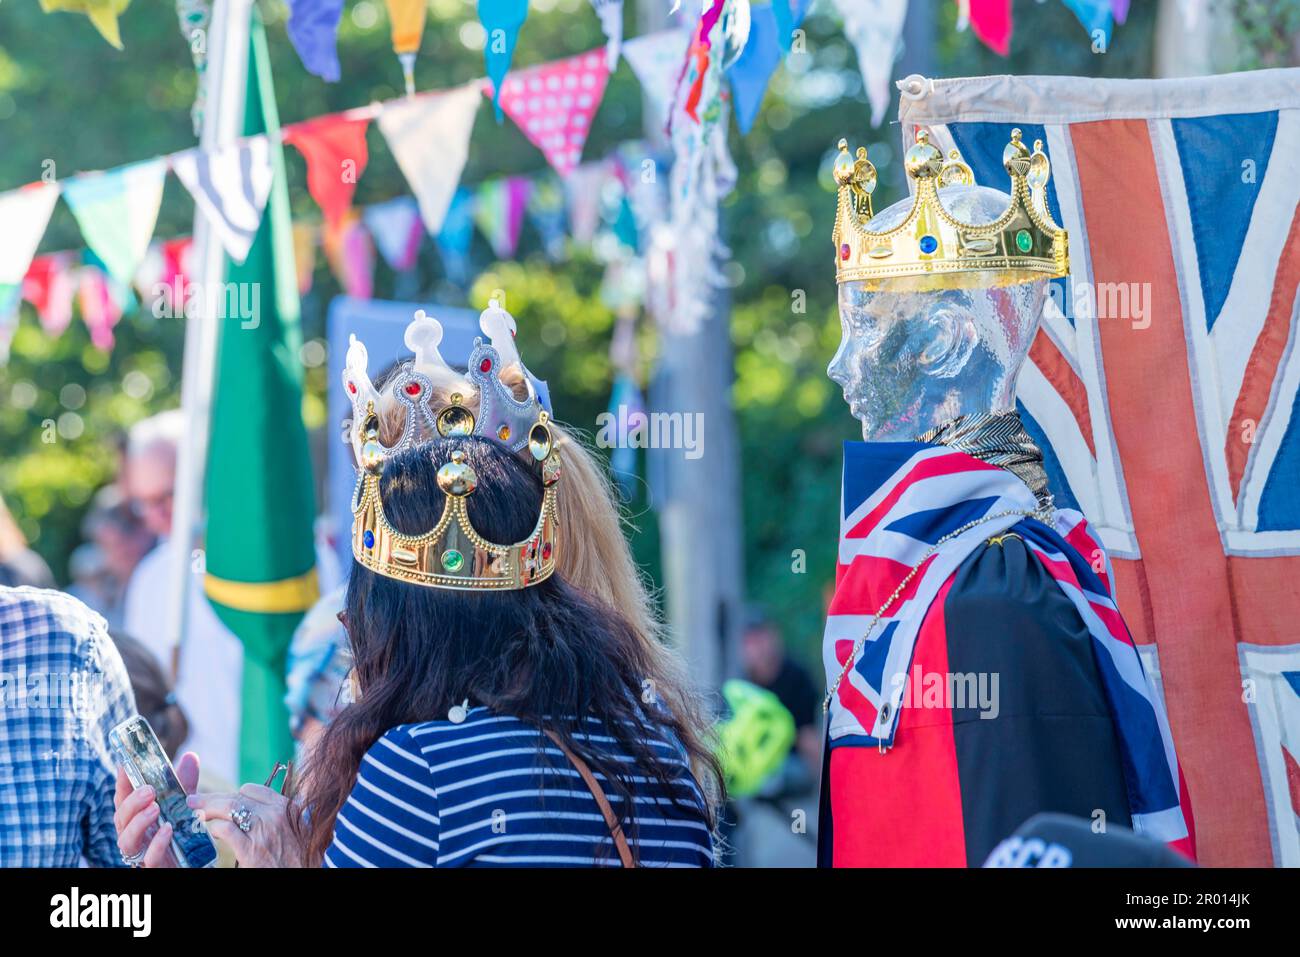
[166,0,253,673]
[641,2,743,692]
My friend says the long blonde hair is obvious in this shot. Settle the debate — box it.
[367,361,721,811]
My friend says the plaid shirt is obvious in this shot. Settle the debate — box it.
[0,586,136,866]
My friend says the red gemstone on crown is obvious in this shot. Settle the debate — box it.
[347,381,357,394]
[480,358,492,373]
[542,542,552,560]
[404,381,421,396]
[839,243,851,261]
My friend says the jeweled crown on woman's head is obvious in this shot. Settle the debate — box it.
[343,301,561,592]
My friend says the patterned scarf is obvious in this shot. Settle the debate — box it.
[916,410,1052,508]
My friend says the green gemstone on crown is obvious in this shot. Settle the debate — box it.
[1015,229,1033,253]
[442,549,465,572]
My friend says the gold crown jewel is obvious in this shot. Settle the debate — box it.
[343,302,562,591]
[832,128,1069,290]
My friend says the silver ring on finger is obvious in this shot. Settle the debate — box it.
[232,802,255,833]
[121,846,147,867]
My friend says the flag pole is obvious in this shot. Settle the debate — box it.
[166,0,253,674]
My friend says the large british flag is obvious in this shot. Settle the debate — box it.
[899,68,1300,867]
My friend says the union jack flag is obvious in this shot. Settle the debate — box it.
[900,67,1300,867]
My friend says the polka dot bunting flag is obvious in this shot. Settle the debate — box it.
[492,51,611,178]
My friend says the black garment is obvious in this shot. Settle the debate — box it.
[944,533,1134,861]
[756,657,820,733]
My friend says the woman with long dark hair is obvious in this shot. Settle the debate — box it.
[115,403,720,867]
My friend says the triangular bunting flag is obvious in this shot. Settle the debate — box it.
[323,209,375,299]
[1062,0,1113,46]
[478,0,530,121]
[436,188,476,287]
[283,112,370,225]
[377,83,481,235]
[771,0,795,51]
[0,182,61,320]
[23,253,77,336]
[564,162,609,245]
[286,0,344,82]
[385,0,428,95]
[1111,0,1130,23]
[363,196,423,272]
[172,137,275,264]
[494,50,610,177]
[61,158,167,287]
[835,0,909,128]
[528,177,568,260]
[473,177,533,259]
[293,223,318,296]
[969,0,1011,56]
[622,30,691,127]
[39,0,131,50]
[76,263,125,351]
[728,0,810,135]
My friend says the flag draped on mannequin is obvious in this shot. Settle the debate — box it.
[203,10,319,784]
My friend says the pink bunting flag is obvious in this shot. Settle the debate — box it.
[473,177,533,259]
[323,209,375,299]
[968,0,1012,56]
[23,252,77,336]
[493,50,611,177]
[77,266,123,351]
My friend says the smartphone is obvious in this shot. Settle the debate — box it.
[109,715,218,869]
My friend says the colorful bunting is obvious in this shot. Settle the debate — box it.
[436,188,476,287]
[1111,0,1130,23]
[286,0,345,83]
[0,183,61,324]
[23,253,78,336]
[363,196,424,272]
[564,162,609,245]
[175,0,212,135]
[771,0,796,52]
[728,0,810,135]
[589,0,624,70]
[385,0,428,96]
[968,0,1011,56]
[478,0,530,121]
[494,51,611,178]
[474,177,533,260]
[283,112,371,226]
[76,264,124,351]
[172,137,276,265]
[623,30,692,128]
[1062,0,1113,46]
[527,177,568,260]
[61,159,167,287]
[322,209,376,299]
[39,0,132,50]
[293,223,318,296]
[377,84,481,235]
[835,0,909,128]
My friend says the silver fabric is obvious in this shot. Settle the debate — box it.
[916,409,1053,509]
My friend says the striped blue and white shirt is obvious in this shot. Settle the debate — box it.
[324,707,714,868]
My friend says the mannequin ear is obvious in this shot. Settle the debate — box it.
[918,303,978,379]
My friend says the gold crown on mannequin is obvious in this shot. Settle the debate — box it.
[832,128,1069,290]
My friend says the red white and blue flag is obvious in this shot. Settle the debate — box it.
[824,443,1192,864]
[899,68,1300,867]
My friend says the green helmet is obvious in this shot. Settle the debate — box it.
[717,679,797,797]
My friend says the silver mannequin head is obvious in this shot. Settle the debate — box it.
[828,185,1050,441]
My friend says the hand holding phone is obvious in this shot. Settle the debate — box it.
[109,716,218,868]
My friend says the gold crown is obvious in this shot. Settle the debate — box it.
[350,397,561,591]
[832,128,1069,290]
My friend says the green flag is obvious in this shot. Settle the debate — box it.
[204,10,318,784]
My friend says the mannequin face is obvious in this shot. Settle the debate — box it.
[828,278,1048,441]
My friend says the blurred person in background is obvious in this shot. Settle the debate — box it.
[121,409,245,785]
[0,494,55,589]
[741,610,822,782]
[0,586,135,866]
[284,582,353,765]
[73,492,155,630]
